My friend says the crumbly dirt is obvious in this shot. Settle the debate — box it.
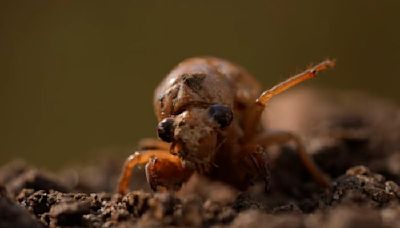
[1,88,400,228]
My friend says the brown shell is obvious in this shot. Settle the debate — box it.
[153,57,262,121]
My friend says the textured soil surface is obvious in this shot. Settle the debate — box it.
[1,88,400,228]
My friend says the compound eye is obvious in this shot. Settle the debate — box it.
[157,118,175,142]
[208,104,233,128]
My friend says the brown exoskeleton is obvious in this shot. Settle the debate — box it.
[118,57,335,194]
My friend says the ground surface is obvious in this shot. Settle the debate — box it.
[1,88,400,228]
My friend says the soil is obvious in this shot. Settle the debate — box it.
[1,88,400,228]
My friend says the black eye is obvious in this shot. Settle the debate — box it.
[157,118,175,142]
[208,104,233,128]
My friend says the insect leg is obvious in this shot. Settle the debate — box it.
[255,131,331,188]
[242,144,272,191]
[243,59,335,139]
[145,156,193,191]
[117,149,180,194]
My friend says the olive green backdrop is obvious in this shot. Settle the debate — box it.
[1,0,399,169]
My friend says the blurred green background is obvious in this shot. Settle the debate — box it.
[1,0,399,169]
